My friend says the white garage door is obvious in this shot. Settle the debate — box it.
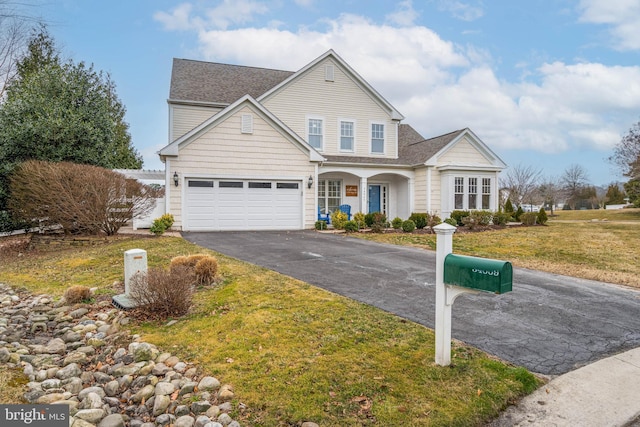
[185,179,303,231]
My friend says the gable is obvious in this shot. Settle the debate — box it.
[159,96,324,162]
[259,50,403,121]
[428,129,507,170]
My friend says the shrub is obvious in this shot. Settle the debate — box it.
[492,211,512,226]
[427,214,442,228]
[521,212,537,226]
[195,256,218,285]
[504,199,514,215]
[315,220,327,230]
[401,219,416,233]
[450,210,470,226]
[409,212,428,229]
[364,212,375,227]
[462,211,492,229]
[63,285,91,304]
[185,254,208,267]
[151,213,175,236]
[331,210,348,229]
[353,212,366,229]
[0,210,32,233]
[444,218,458,226]
[537,208,548,225]
[129,266,194,319]
[391,217,403,229]
[9,160,160,235]
[515,206,524,222]
[344,220,358,232]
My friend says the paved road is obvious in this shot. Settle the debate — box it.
[182,230,640,376]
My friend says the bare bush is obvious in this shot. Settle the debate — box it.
[9,160,160,235]
[128,266,194,319]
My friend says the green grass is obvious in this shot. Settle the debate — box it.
[0,235,540,426]
[549,207,640,221]
[356,212,640,288]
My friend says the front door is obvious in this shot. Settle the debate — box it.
[368,185,381,213]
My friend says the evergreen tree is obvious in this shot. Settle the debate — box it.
[0,29,142,210]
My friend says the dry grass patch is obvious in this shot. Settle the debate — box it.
[550,208,640,221]
[357,221,640,288]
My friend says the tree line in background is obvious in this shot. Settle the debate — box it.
[1,6,144,231]
[500,161,632,214]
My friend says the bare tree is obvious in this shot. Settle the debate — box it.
[561,164,590,209]
[500,163,542,208]
[537,176,565,215]
[0,1,41,99]
[610,120,640,178]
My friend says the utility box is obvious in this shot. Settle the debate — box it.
[444,254,512,294]
[124,249,147,295]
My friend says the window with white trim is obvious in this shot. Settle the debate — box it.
[318,179,341,214]
[468,178,478,210]
[454,177,464,209]
[371,123,384,153]
[308,118,323,150]
[340,120,354,151]
[482,178,491,209]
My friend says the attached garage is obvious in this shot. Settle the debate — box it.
[184,178,303,231]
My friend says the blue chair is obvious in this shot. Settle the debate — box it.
[318,206,331,224]
[338,204,351,220]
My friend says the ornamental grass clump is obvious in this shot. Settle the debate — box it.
[63,285,91,304]
[195,256,218,285]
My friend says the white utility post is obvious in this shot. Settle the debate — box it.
[113,249,148,310]
[433,223,479,366]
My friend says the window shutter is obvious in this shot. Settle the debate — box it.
[325,64,334,82]
[241,114,253,134]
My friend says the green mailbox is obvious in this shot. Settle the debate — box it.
[443,254,512,294]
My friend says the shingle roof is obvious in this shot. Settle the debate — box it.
[323,125,465,167]
[169,59,294,104]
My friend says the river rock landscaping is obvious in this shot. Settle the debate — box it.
[0,283,245,427]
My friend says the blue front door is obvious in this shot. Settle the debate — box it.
[368,185,381,213]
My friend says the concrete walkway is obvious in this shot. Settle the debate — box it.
[489,347,640,426]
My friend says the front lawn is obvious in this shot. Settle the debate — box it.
[0,235,540,426]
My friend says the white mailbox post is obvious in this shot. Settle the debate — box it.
[433,223,478,366]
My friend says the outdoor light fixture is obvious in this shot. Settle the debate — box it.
[308,175,313,189]
[173,172,179,187]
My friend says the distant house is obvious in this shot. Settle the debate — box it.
[158,50,507,231]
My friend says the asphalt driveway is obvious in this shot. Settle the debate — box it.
[182,230,640,376]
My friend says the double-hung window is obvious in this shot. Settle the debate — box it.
[340,120,354,152]
[482,178,491,209]
[371,123,384,154]
[318,179,342,214]
[454,177,464,209]
[468,178,478,210]
[308,118,323,150]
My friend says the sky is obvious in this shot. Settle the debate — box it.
[26,0,640,186]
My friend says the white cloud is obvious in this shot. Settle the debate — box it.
[437,1,484,22]
[205,0,269,30]
[153,3,198,31]
[578,0,640,50]
[385,0,419,27]
[155,4,640,164]
[154,1,270,31]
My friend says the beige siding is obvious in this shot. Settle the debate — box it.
[438,136,492,165]
[170,104,222,142]
[430,169,441,215]
[414,168,427,212]
[262,58,398,158]
[169,106,315,229]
